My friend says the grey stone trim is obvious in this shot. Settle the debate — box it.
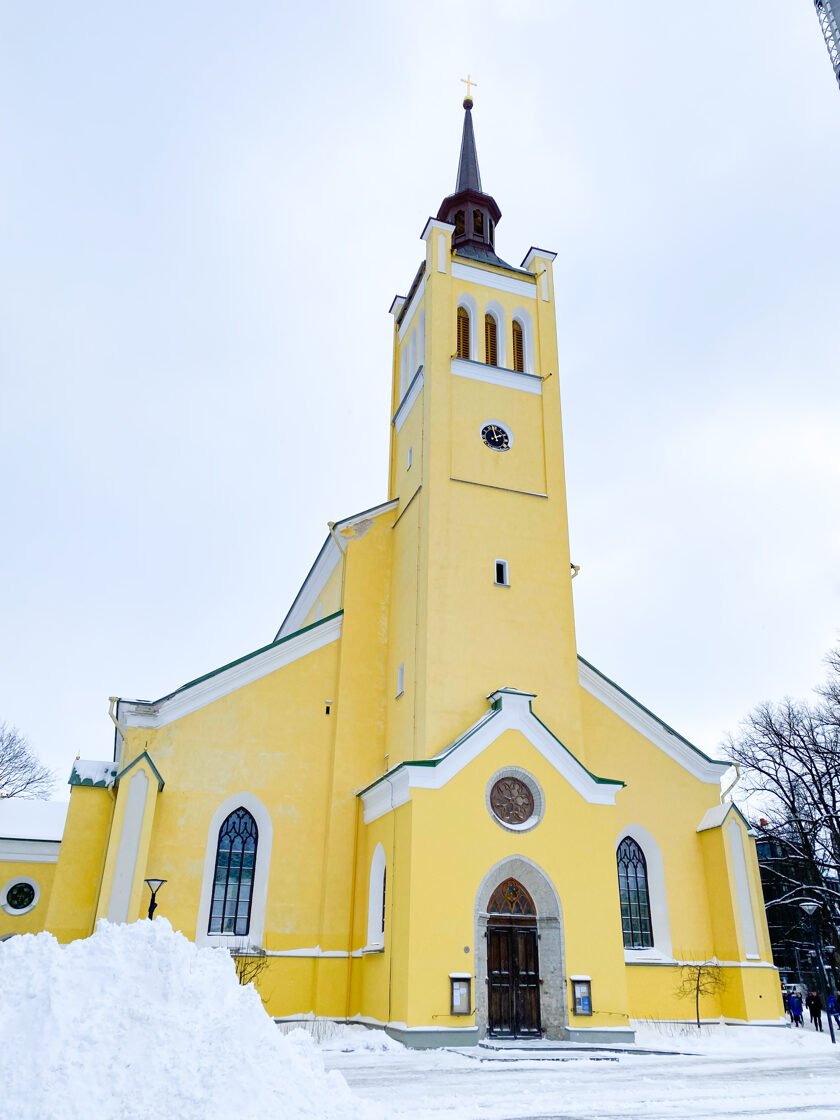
[566,1027,636,1045]
[485,767,545,834]
[385,1026,479,1049]
[474,856,569,1040]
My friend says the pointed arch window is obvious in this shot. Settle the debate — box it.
[512,320,525,373]
[457,306,471,359]
[484,314,498,366]
[487,878,536,917]
[209,808,258,936]
[617,837,653,949]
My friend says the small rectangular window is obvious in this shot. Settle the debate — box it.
[407,446,413,470]
[396,663,405,697]
[494,560,509,587]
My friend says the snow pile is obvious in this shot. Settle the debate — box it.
[0,919,382,1120]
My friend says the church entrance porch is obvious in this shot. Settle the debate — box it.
[475,858,567,1041]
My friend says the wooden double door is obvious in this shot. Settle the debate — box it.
[487,921,542,1038]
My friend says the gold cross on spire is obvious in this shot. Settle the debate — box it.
[460,74,477,101]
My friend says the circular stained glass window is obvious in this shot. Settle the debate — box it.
[490,777,534,826]
[6,882,35,911]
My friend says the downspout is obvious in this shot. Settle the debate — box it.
[108,697,128,765]
[720,763,741,804]
[327,521,348,610]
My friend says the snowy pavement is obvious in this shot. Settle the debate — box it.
[318,1024,840,1120]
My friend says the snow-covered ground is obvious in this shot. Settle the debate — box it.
[318,1022,840,1120]
[2,920,837,1120]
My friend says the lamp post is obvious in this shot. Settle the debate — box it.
[144,878,167,920]
[799,900,836,1045]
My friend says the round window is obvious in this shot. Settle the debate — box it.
[2,878,39,915]
[485,768,544,833]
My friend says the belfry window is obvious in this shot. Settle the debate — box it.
[454,210,465,237]
[209,807,258,936]
[457,307,470,359]
[473,209,484,237]
[512,321,525,373]
[617,837,653,949]
[485,314,498,366]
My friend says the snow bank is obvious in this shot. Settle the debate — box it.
[0,919,382,1120]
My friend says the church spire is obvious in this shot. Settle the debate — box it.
[455,97,482,194]
[436,96,503,265]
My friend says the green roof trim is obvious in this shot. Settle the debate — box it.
[127,610,345,709]
[69,762,118,788]
[526,705,625,787]
[578,655,729,768]
[116,751,165,792]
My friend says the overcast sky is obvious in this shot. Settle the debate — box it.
[2,2,839,796]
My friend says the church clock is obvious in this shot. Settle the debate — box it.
[481,422,512,451]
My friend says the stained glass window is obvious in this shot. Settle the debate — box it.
[209,808,258,936]
[6,882,35,911]
[617,837,653,949]
[487,878,536,917]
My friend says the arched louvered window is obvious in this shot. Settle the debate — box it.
[454,210,465,237]
[457,306,471,359]
[484,314,498,366]
[512,320,525,373]
[473,209,484,237]
[209,808,258,936]
[617,837,653,949]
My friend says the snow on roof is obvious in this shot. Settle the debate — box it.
[0,798,69,841]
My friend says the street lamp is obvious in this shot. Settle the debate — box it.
[799,899,836,1045]
[144,878,167,920]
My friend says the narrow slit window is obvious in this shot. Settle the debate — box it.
[406,446,413,470]
[485,315,498,366]
[397,663,405,697]
[495,560,509,586]
[512,321,525,373]
[457,307,470,359]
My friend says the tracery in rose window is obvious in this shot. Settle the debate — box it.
[490,776,534,825]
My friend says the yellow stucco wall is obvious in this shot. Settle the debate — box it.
[0,860,57,938]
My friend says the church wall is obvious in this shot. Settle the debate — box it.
[129,637,342,949]
[398,730,630,1034]
[42,785,114,942]
[0,859,57,938]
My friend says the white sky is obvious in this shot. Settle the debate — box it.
[2,2,839,793]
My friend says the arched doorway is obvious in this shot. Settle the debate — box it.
[475,857,567,1040]
[486,879,541,1037]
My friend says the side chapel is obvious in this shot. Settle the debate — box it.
[0,98,783,1045]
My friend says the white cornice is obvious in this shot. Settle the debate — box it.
[0,838,61,863]
[451,261,536,300]
[393,367,424,432]
[451,357,542,396]
[397,274,426,343]
[578,660,730,785]
[120,615,343,730]
[361,689,622,823]
[389,295,405,317]
[333,498,398,534]
[520,247,558,270]
[420,217,455,241]
[277,537,342,639]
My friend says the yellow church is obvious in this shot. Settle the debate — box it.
[0,97,783,1045]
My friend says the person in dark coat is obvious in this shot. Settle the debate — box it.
[806,990,823,1031]
[827,991,840,1029]
[789,992,804,1027]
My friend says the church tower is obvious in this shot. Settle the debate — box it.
[386,97,583,765]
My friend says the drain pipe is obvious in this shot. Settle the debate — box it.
[720,763,741,804]
[108,697,128,762]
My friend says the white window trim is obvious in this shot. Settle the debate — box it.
[1,875,40,916]
[617,825,672,960]
[456,294,479,362]
[494,559,509,587]
[484,300,507,368]
[365,842,386,951]
[728,817,760,959]
[399,348,408,401]
[196,791,273,949]
[511,307,535,374]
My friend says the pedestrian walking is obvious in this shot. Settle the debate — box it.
[789,991,804,1027]
[806,990,823,1032]
[827,991,840,1030]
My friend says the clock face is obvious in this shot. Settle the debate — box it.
[481,422,511,451]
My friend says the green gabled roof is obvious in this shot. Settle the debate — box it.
[578,655,729,768]
[116,750,165,792]
[124,610,344,709]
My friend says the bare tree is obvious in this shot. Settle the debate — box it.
[675,958,726,1028]
[0,723,54,799]
[725,645,840,949]
[232,946,270,1003]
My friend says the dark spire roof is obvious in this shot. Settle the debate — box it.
[436,98,505,265]
[455,98,482,193]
